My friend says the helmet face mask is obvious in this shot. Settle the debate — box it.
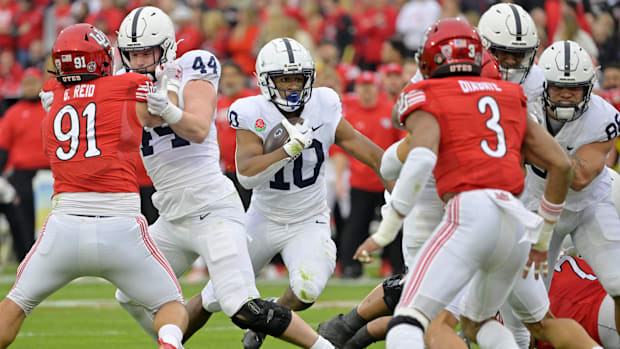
[539,40,596,122]
[478,3,539,84]
[256,38,315,112]
[52,23,114,84]
[117,6,176,77]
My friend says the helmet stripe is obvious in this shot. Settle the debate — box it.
[508,4,522,41]
[131,7,144,42]
[564,41,571,77]
[282,38,295,64]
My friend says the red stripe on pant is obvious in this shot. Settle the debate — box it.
[400,196,460,307]
[12,215,51,292]
[135,216,183,297]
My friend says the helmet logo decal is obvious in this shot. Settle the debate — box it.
[564,41,571,77]
[281,38,295,64]
[131,7,145,42]
[61,54,72,62]
[440,45,453,59]
[434,54,444,65]
[508,4,522,41]
[87,61,97,72]
[255,119,266,132]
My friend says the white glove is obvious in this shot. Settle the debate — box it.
[371,204,404,247]
[155,62,182,94]
[0,177,16,204]
[146,76,183,124]
[39,90,54,112]
[282,118,312,159]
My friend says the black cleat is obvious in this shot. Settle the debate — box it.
[318,314,357,348]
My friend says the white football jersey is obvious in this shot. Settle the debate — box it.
[140,50,236,220]
[522,65,545,123]
[521,95,619,212]
[229,87,343,224]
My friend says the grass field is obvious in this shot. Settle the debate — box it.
[0,265,390,349]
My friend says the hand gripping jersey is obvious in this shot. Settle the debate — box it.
[397,76,528,199]
[42,73,152,195]
[537,256,607,348]
[521,94,619,212]
[229,87,342,223]
[139,50,237,220]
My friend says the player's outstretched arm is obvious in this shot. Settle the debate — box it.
[522,117,574,278]
[335,118,394,191]
[568,139,614,191]
[522,118,574,205]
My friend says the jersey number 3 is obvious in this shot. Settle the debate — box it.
[478,96,507,158]
[53,102,101,161]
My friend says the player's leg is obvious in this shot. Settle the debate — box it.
[598,294,619,348]
[525,311,600,349]
[279,213,336,310]
[571,199,620,336]
[424,287,470,349]
[342,316,392,349]
[318,274,400,347]
[106,216,187,348]
[388,192,524,349]
[115,216,196,340]
[0,214,91,346]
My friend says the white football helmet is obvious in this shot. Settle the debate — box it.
[478,3,539,84]
[256,37,315,112]
[538,40,596,122]
[117,6,176,75]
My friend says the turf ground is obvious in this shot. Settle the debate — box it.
[0,266,389,349]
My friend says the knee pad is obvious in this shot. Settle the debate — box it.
[382,273,404,312]
[291,278,321,304]
[231,299,292,337]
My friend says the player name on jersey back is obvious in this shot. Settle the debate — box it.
[62,83,96,100]
[458,80,502,93]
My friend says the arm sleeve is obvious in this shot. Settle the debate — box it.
[236,157,290,190]
[380,138,405,180]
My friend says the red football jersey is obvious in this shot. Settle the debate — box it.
[343,93,402,192]
[397,76,527,198]
[42,73,153,195]
[537,256,607,348]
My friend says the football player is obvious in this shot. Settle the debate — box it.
[113,7,333,349]
[197,37,391,349]
[0,24,187,349]
[520,39,620,338]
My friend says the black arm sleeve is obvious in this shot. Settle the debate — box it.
[0,148,8,171]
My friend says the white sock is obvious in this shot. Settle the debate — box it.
[310,335,335,349]
[386,323,424,349]
[476,320,519,349]
[158,324,183,348]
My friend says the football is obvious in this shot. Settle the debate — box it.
[263,117,302,154]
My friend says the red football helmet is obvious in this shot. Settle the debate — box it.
[417,18,483,79]
[52,23,114,84]
[481,49,502,80]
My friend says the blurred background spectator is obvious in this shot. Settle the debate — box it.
[0,0,618,277]
[0,68,49,261]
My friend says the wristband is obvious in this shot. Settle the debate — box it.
[538,195,565,223]
[161,103,183,124]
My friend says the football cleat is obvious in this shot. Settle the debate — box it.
[242,329,266,349]
[317,313,357,348]
[157,338,177,349]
